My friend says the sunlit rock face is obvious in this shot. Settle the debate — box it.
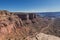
[26,33,60,40]
[0,10,23,34]
[0,10,24,40]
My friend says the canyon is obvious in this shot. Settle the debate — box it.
[0,10,60,40]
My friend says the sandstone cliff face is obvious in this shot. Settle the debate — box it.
[0,10,24,40]
[0,10,23,34]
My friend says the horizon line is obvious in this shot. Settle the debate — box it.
[0,10,60,13]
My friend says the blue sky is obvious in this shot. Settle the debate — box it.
[0,0,60,12]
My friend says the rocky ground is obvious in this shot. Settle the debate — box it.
[0,10,60,40]
[25,33,60,40]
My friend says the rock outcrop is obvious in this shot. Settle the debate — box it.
[0,10,24,40]
[15,13,37,20]
[26,33,60,40]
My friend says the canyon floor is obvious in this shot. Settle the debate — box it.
[0,10,60,40]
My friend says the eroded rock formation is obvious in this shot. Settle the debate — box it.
[15,13,37,20]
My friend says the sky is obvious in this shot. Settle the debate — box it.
[0,0,60,12]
